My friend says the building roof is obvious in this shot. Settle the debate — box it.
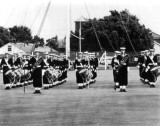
[75,16,88,22]
[154,40,160,46]
[11,43,34,53]
[35,45,58,53]
[152,32,160,40]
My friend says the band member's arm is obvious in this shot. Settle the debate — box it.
[126,55,129,66]
[66,60,69,69]
[126,55,130,71]
[153,55,158,66]
[74,60,77,70]
[145,57,150,71]
[137,56,141,68]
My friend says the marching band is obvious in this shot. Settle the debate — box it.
[0,53,68,94]
[0,47,160,93]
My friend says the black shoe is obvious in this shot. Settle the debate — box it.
[119,89,123,92]
[123,89,127,92]
[150,85,156,88]
[37,90,41,93]
[5,87,10,90]
[78,86,82,89]
[33,90,38,94]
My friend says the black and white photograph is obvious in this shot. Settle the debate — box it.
[0,0,160,125]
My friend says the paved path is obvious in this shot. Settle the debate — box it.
[0,68,160,126]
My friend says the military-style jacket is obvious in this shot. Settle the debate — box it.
[74,59,83,69]
[137,55,144,66]
[146,54,158,68]
[117,54,129,67]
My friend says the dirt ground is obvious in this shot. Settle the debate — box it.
[0,68,160,126]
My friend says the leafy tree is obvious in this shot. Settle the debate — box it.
[46,36,58,50]
[0,27,12,47]
[71,9,153,52]
[9,26,32,43]
[32,35,44,47]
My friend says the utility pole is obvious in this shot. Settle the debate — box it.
[66,1,70,59]
[79,21,81,52]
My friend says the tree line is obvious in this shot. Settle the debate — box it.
[0,26,44,47]
[70,9,154,52]
[0,9,154,52]
[0,25,60,50]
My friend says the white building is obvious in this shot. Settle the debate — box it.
[0,43,34,56]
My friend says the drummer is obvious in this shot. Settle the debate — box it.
[74,52,84,89]
[146,49,158,87]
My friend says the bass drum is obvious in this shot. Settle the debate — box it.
[78,68,93,79]
[150,66,160,78]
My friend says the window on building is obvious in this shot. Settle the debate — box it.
[8,45,12,51]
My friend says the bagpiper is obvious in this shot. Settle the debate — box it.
[145,49,158,87]
[117,47,129,92]
[111,51,121,90]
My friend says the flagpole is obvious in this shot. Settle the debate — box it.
[66,1,70,59]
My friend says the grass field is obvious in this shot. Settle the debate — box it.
[0,68,160,126]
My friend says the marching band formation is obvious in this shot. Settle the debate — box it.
[0,53,68,94]
[112,47,160,92]
[0,47,160,93]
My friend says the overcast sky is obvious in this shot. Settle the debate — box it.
[0,0,160,40]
